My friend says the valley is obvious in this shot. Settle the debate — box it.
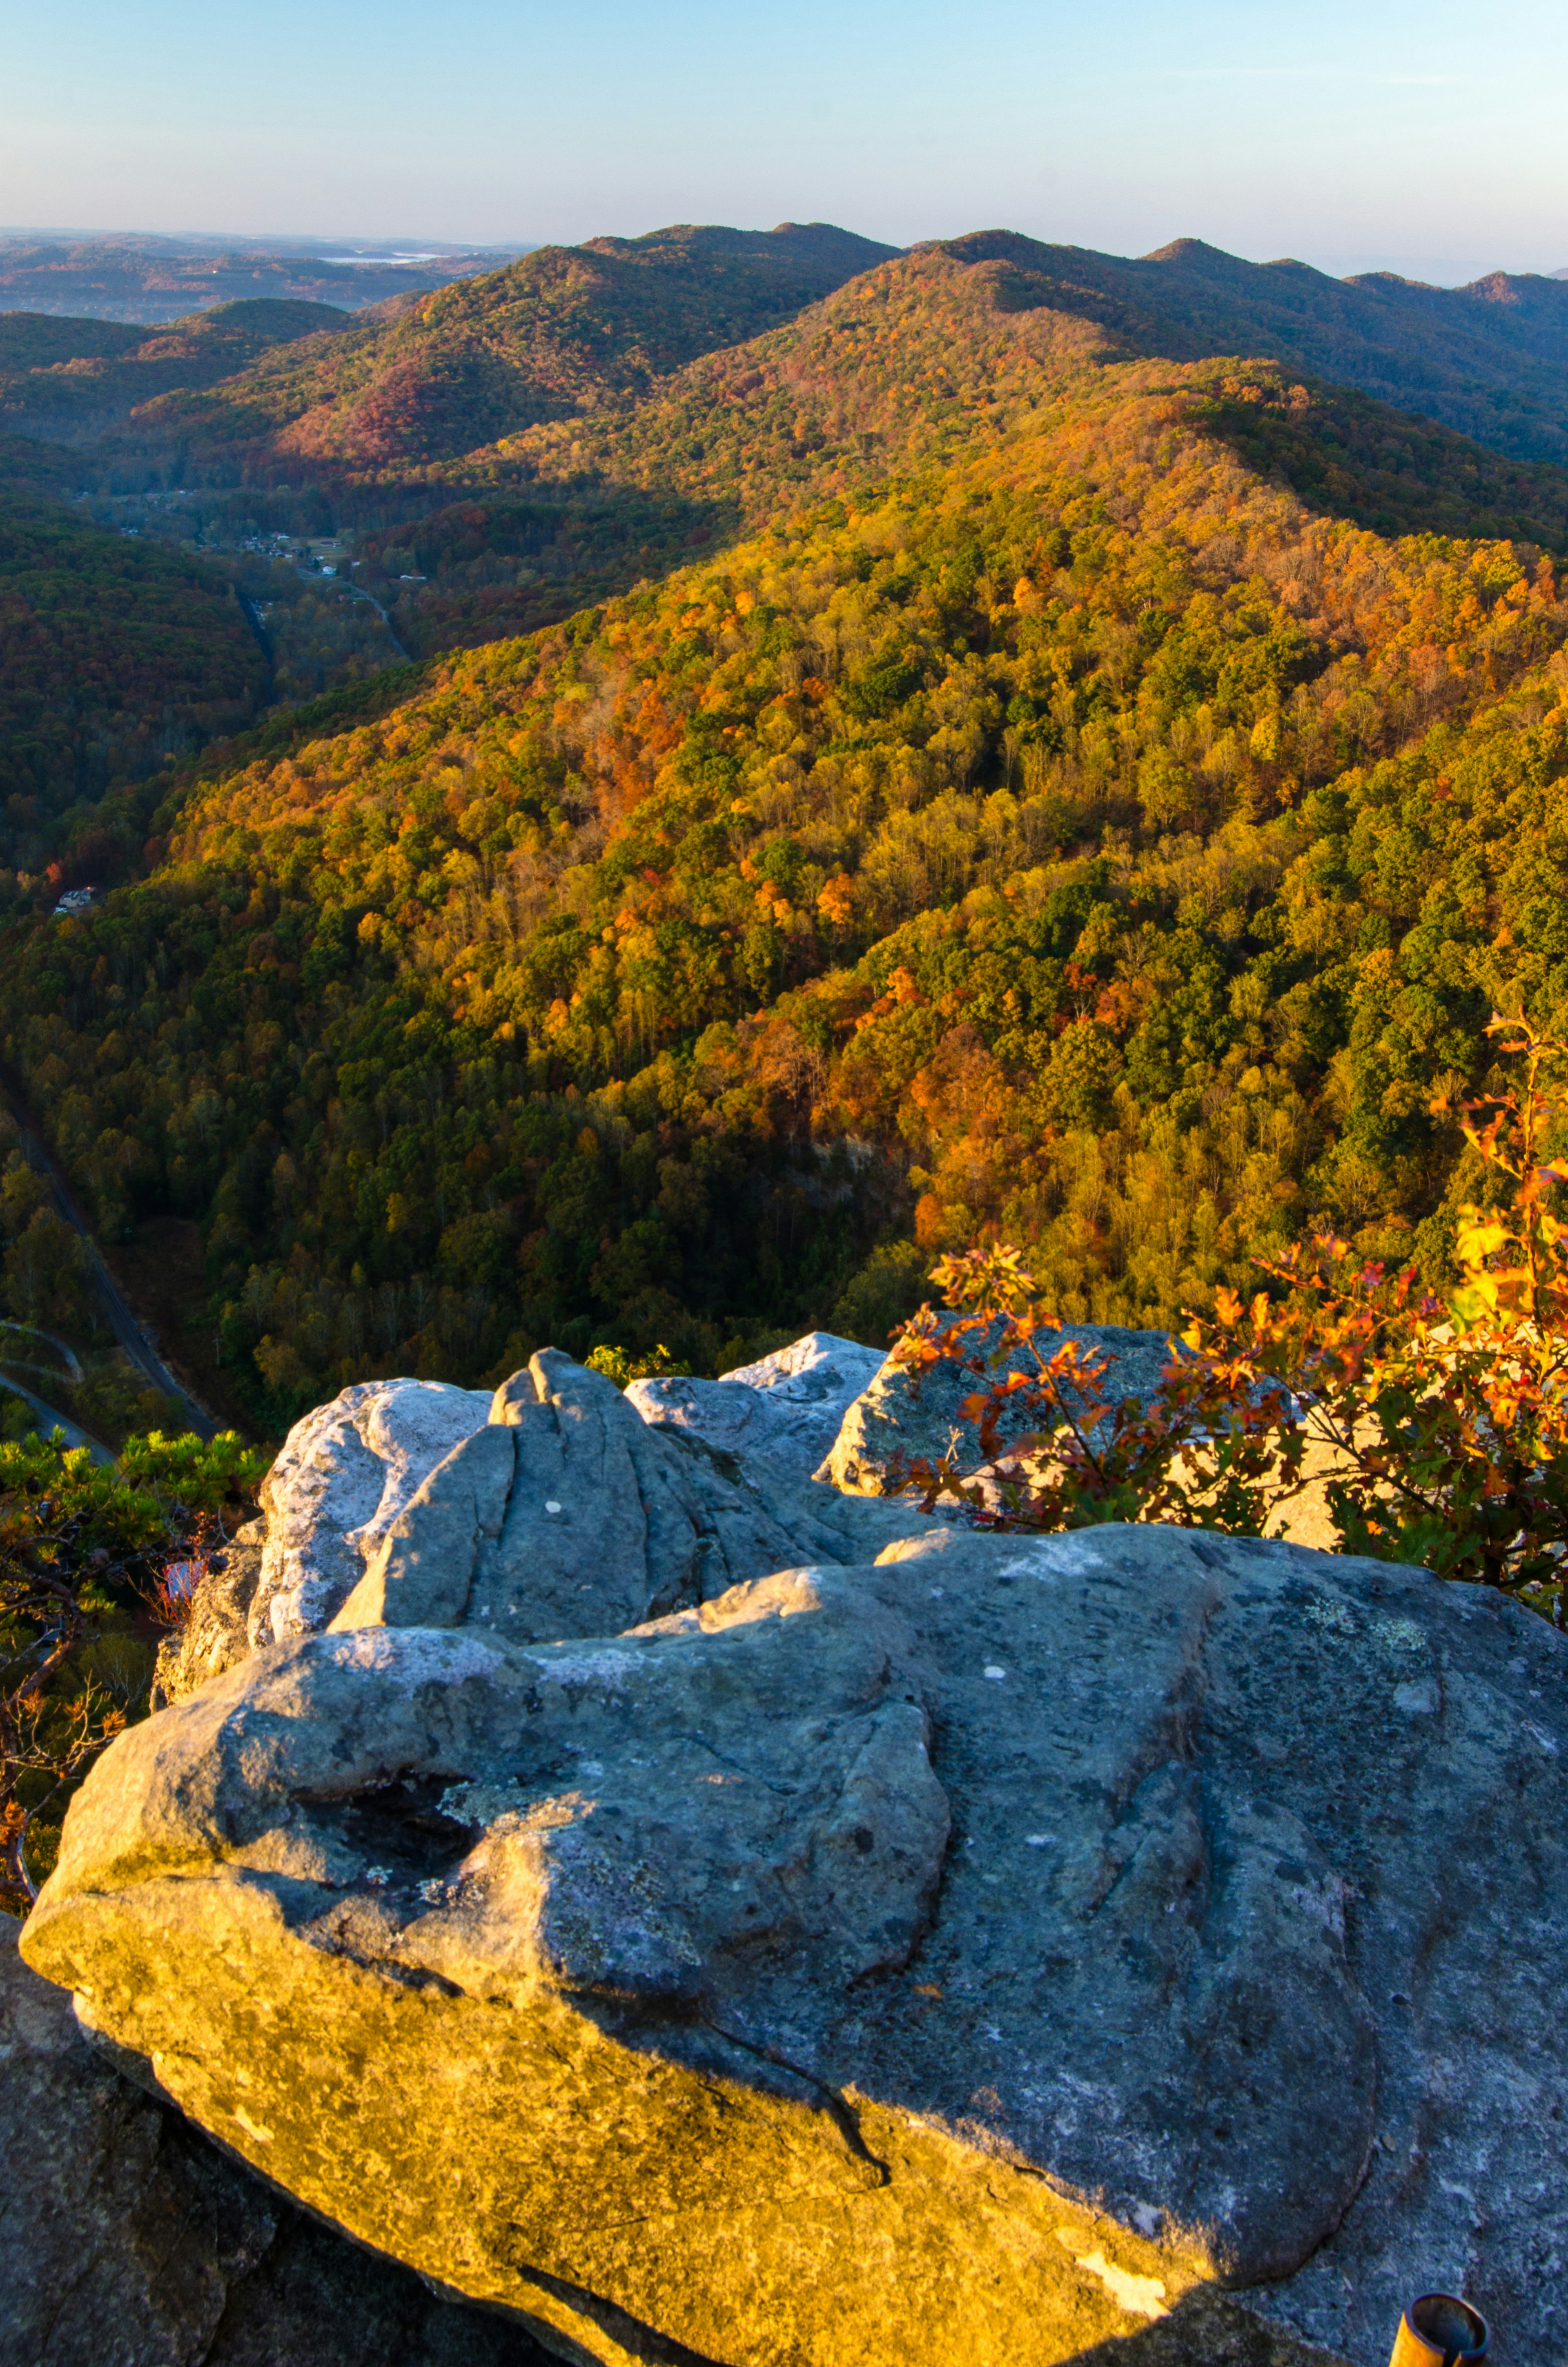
[0,226,1564,1439]
[1,220,1568,1441]
[3,145,1568,2367]
[0,231,525,324]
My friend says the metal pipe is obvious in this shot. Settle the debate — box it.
[1388,2294,1490,2367]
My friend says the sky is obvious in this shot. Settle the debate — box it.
[0,0,1564,283]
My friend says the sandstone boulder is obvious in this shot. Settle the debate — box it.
[628,1329,884,1484]
[24,1525,1566,2367]
[238,1353,833,1652]
[249,1379,493,1646]
[818,1317,1179,1492]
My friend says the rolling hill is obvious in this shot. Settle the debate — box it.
[30,225,1568,667]
[924,232,1568,468]
[0,220,1564,693]
[4,239,1567,1429]
[121,223,903,472]
[0,298,350,442]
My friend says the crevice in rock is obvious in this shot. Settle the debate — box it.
[699,2014,893,2186]
[684,1733,800,1795]
[307,1775,476,1883]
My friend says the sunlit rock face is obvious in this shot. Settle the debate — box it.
[23,1481,1568,2367]
[0,1923,556,2367]
[245,1378,493,1646]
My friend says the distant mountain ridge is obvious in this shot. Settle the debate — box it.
[930,232,1568,467]
[10,220,1568,490]
[0,233,523,325]
[5,220,1565,669]
[123,221,902,469]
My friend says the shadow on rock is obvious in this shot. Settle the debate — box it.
[1065,2287,1348,2366]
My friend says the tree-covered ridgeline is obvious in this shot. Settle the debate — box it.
[97,226,900,480]
[4,323,1567,1432]
[57,243,1568,670]
[0,299,348,441]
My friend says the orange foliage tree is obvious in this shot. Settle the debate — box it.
[890,1016,1568,1628]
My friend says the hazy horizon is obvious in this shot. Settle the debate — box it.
[1,0,1564,289]
[0,220,1561,296]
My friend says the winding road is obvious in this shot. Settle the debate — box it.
[1,1081,218,1442]
[0,1374,114,1463]
[339,575,413,664]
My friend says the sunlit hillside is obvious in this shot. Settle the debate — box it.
[4,246,1566,1428]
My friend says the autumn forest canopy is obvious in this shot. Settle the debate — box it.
[4,222,1568,1433]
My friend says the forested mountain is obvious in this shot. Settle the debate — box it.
[0,228,908,908]
[0,315,144,372]
[32,225,1568,670]
[38,233,1552,672]
[385,238,1568,649]
[121,223,902,472]
[0,234,519,325]
[7,223,1568,680]
[4,240,1568,1433]
[0,494,268,880]
[0,299,349,441]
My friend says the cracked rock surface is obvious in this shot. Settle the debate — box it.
[22,1503,1568,2367]
[249,1378,494,1647]
[177,1351,936,1694]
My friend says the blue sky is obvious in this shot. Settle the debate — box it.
[2,0,1564,282]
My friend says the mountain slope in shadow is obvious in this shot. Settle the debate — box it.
[937,229,1568,466]
[0,298,350,442]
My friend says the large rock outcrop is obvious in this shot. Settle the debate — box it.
[0,1935,1322,2367]
[23,1501,1568,2367]
[154,1348,941,1712]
